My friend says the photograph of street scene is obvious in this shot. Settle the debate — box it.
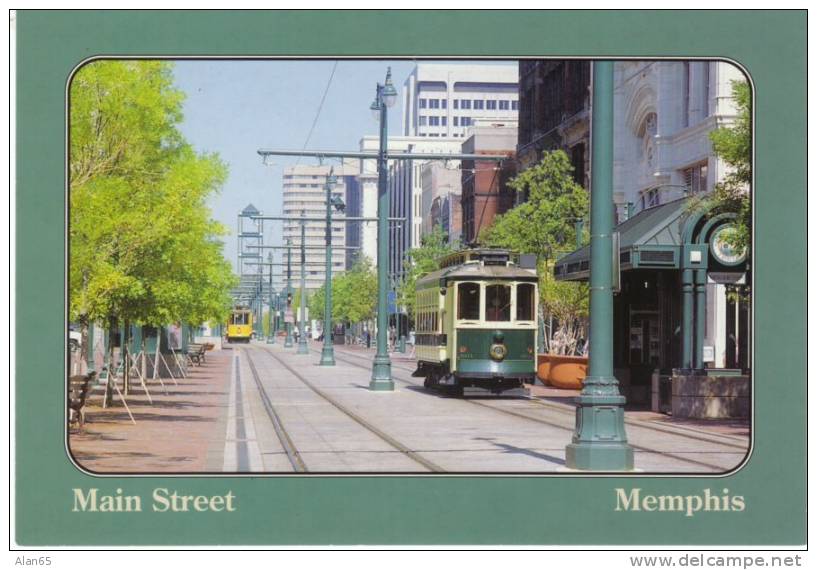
[67,58,751,474]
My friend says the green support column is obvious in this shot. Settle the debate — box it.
[267,252,276,344]
[565,61,634,471]
[370,68,397,391]
[296,212,309,355]
[284,239,294,348]
[320,173,336,366]
[85,322,95,373]
[694,269,707,370]
[681,267,694,370]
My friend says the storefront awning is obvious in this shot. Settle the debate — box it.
[554,197,692,281]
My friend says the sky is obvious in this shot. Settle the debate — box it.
[171,59,514,274]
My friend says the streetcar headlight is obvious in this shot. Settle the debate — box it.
[489,343,507,362]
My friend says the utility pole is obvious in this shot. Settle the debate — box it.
[320,170,338,366]
[267,252,275,344]
[297,211,309,355]
[284,239,294,348]
[565,60,634,471]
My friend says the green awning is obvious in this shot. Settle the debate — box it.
[554,197,692,281]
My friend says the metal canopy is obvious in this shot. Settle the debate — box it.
[554,197,692,281]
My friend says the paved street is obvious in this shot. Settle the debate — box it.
[69,342,750,474]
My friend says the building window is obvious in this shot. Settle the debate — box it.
[511,100,519,110]
[486,100,497,110]
[429,116,440,126]
[460,117,471,127]
[441,99,447,109]
[429,99,440,109]
[453,99,459,109]
[460,99,471,109]
[499,100,510,110]
[441,116,447,126]
[682,163,709,194]
[453,116,459,126]
[639,187,661,210]
[419,116,427,126]
[419,98,427,109]
[473,100,484,110]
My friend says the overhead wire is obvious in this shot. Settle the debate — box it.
[295,61,339,167]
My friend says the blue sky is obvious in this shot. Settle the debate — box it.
[172,59,511,272]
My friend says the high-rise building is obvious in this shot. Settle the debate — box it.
[517,60,591,192]
[281,163,359,291]
[402,62,519,138]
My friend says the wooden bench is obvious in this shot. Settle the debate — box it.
[68,371,97,429]
[186,343,207,366]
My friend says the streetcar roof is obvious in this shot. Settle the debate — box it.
[417,263,537,288]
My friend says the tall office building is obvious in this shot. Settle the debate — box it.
[281,163,359,291]
[401,62,519,138]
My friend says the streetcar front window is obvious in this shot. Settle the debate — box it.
[457,283,481,320]
[485,284,511,322]
[516,283,535,321]
[231,313,248,325]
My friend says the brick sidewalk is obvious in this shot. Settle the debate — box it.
[68,349,233,473]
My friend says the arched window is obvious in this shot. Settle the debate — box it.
[457,283,480,320]
[485,284,511,322]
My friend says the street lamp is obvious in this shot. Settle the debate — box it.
[369,67,398,391]
[320,170,341,366]
[565,61,634,471]
[267,252,276,344]
[296,211,309,355]
[284,239,294,348]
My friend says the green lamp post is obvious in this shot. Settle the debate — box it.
[267,252,276,344]
[320,170,342,366]
[284,239,294,348]
[296,211,309,355]
[369,67,398,391]
[565,61,634,471]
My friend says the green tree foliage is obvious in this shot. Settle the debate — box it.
[480,151,590,355]
[69,61,236,335]
[307,284,325,323]
[708,80,751,252]
[333,258,378,324]
[398,226,457,320]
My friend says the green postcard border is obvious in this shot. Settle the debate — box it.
[14,10,806,546]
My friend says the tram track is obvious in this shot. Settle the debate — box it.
[322,346,748,449]
[243,348,307,472]
[319,347,746,472]
[253,345,446,473]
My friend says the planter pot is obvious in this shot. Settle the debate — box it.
[537,354,588,390]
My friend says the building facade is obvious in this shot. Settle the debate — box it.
[460,124,518,244]
[401,62,519,139]
[516,60,591,191]
[550,60,749,405]
[281,163,359,291]
[420,161,462,241]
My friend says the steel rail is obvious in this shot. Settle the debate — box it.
[320,347,744,472]
[242,348,308,473]
[255,345,445,473]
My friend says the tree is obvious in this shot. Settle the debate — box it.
[398,226,457,321]
[69,60,236,377]
[480,151,590,355]
[333,258,378,325]
[708,80,751,252]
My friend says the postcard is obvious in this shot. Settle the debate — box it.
[12,9,807,549]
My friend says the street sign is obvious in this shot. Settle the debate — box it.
[387,291,397,314]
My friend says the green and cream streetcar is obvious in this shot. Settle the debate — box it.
[412,249,538,395]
